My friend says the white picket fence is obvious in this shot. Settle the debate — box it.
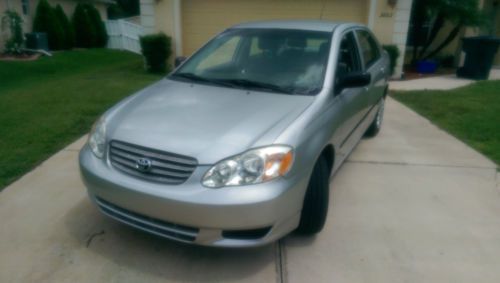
[105,19,144,54]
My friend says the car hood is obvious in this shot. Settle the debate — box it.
[107,79,313,164]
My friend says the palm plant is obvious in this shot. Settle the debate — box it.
[410,0,487,62]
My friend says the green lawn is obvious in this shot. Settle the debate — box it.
[391,80,500,166]
[0,49,162,190]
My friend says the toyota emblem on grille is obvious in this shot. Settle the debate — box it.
[136,157,152,172]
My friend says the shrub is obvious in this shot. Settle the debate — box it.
[72,3,96,48]
[54,5,75,49]
[86,4,108,47]
[1,10,24,54]
[140,33,172,73]
[32,0,64,50]
[382,45,400,75]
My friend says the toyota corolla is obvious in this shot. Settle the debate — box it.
[79,20,389,247]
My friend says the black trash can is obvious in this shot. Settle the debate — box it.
[25,32,49,51]
[456,36,500,80]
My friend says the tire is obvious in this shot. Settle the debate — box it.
[364,97,385,138]
[296,156,330,235]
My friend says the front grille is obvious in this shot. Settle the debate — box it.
[95,197,199,242]
[109,140,198,184]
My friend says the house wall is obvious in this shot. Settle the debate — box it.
[0,0,6,49]
[370,0,412,77]
[180,0,369,56]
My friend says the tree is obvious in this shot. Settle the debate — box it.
[72,3,96,48]
[72,4,107,48]
[54,5,75,49]
[410,0,486,62]
[32,0,64,50]
[86,4,108,47]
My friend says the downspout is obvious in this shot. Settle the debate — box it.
[173,0,182,56]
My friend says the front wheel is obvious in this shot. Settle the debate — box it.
[296,156,330,235]
[364,98,385,137]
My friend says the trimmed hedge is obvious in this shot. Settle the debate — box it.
[54,4,75,49]
[382,45,400,75]
[72,3,107,48]
[32,0,64,50]
[140,33,172,73]
[87,4,108,47]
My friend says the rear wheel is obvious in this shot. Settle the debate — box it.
[364,98,385,137]
[296,156,330,235]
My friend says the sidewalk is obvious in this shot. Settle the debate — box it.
[389,68,500,91]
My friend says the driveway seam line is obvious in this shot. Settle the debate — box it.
[275,240,287,283]
[346,160,496,170]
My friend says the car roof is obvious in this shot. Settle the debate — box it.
[231,20,363,32]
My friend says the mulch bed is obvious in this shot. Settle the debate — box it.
[0,53,41,61]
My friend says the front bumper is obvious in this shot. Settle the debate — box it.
[79,145,308,247]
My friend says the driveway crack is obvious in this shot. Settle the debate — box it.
[346,160,495,170]
[86,230,105,248]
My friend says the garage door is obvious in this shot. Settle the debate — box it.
[182,0,368,55]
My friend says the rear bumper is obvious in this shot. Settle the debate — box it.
[79,145,308,247]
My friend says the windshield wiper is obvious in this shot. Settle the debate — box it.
[171,74,293,94]
[170,72,232,87]
[216,79,293,94]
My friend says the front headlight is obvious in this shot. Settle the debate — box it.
[202,145,294,188]
[88,117,106,158]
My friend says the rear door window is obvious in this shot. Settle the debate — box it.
[355,30,381,69]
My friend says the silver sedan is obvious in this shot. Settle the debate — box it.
[79,20,390,247]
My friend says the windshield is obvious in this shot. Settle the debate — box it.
[171,28,332,95]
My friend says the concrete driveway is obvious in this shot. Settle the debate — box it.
[1,98,498,283]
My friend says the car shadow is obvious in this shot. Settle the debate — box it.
[64,199,276,281]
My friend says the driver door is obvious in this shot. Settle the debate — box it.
[330,30,366,163]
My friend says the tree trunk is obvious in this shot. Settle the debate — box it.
[410,0,428,63]
[423,23,463,60]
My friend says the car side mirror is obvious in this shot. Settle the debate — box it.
[337,72,371,91]
[174,56,187,68]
